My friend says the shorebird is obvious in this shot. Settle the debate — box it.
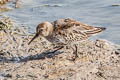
[28,18,106,60]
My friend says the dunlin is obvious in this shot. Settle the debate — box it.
[28,18,106,60]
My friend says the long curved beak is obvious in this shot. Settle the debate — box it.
[28,33,39,45]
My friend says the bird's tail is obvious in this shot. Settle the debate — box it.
[28,33,39,45]
[85,27,106,37]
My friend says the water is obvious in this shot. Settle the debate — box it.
[3,0,120,44]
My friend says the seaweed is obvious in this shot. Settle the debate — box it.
[112,4,120,7]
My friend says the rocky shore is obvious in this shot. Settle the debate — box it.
[0,17,120,80]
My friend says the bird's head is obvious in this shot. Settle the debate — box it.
[37,21,53,37]
[28,21,53,45]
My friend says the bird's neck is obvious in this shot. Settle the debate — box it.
[47,24,54,36]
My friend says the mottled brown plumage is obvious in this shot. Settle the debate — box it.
[28,18,106,45]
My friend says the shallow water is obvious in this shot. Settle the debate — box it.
[3,0,120,44]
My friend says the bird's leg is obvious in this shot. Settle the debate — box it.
[52,46,64,53]
[53,43,64,49]
[72,44,78,61]
[52,43,64,52]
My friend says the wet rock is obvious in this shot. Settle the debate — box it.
[95,39,113,50]
[1,73,12,78]
[0,0,11,6]
[115,50,120,55]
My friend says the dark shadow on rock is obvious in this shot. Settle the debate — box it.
[19,49,63,63]
[0,47,64,63]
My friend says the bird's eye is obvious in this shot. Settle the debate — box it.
[40,29,43,31]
